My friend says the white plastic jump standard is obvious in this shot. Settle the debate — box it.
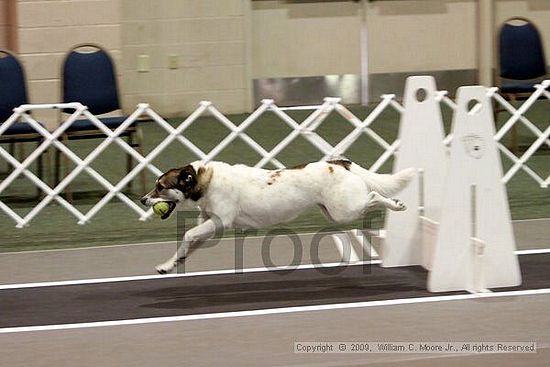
[383,76,448,269]
[428,86,521,293]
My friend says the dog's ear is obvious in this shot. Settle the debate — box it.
[177,165,197,191]
[176,164,211,201]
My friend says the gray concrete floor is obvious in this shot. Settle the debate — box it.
[1,294,548,367]
[0,219,548,367]
[0,219,548,285]
[0,232,346,284]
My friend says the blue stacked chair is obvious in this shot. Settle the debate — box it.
[497,17,547,152]
[0,49,45,195]
[56,44,145,200]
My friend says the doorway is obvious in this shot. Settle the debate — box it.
[1,0,17,51]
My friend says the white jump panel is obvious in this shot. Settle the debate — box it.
[428,86,521,292]
[383,76,448,269]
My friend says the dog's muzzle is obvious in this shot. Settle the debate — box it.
[140,197,177,220]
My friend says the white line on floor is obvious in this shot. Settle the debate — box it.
[2,217,547,255]
[0,240,177,254]
[0,260,381,290]
[512,217,550,223]
[0,231,324,255]
[515,248,550,255]
[2,248,548,290]
[1,288,548,334]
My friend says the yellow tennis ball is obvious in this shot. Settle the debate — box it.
[153,202,170,216]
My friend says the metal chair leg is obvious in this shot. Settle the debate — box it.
[136,126,146,195]
[17,142,25,171]
[0,142,16,175]
[54,146,61,188]
[126,132,134,192]
[62,134,73,203]
[35,141,44,199]
[509,96,519,155]
[44,144,52,188]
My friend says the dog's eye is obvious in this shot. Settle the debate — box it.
[185,176,192,182]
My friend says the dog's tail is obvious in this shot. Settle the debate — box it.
[350,163,416,197]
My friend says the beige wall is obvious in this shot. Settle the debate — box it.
[251,0,550,77]
[13,0,251,119]
[496,0,550,58]
[15,0,121,126]
[252,0,478,77]
[251,0,362,78]
[7,0,550,118]
[121,0,251,115]
[367,0,478,74]
[17,0,121,102]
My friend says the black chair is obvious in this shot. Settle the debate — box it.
[0,49,45,194]
[57,44,145,200]
[497,17,547,152]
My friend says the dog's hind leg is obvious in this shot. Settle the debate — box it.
[155,218,219,274]
[318,204,336,222]
[320,190,407,224]
[364,191,406,212]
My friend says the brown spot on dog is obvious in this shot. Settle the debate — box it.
[267,170,282,185]
[157,168,182,190]
[328,159,352,170]
[288,162,309,170]
[328,166,334,174]
[268,162,310,185]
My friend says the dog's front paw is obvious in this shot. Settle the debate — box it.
[392,199,406,211]
[155,262,175,275]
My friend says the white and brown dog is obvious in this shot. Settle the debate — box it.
[141,160,415,274]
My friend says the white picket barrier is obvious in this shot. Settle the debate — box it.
[1,103,167,227]
[493,80,550,187]
[442,81,550,187]
[0,95,404,228]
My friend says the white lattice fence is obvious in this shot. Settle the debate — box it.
[0,80,548,228]
[438,81,550,187]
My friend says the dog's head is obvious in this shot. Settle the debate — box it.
[140,163,212,220]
